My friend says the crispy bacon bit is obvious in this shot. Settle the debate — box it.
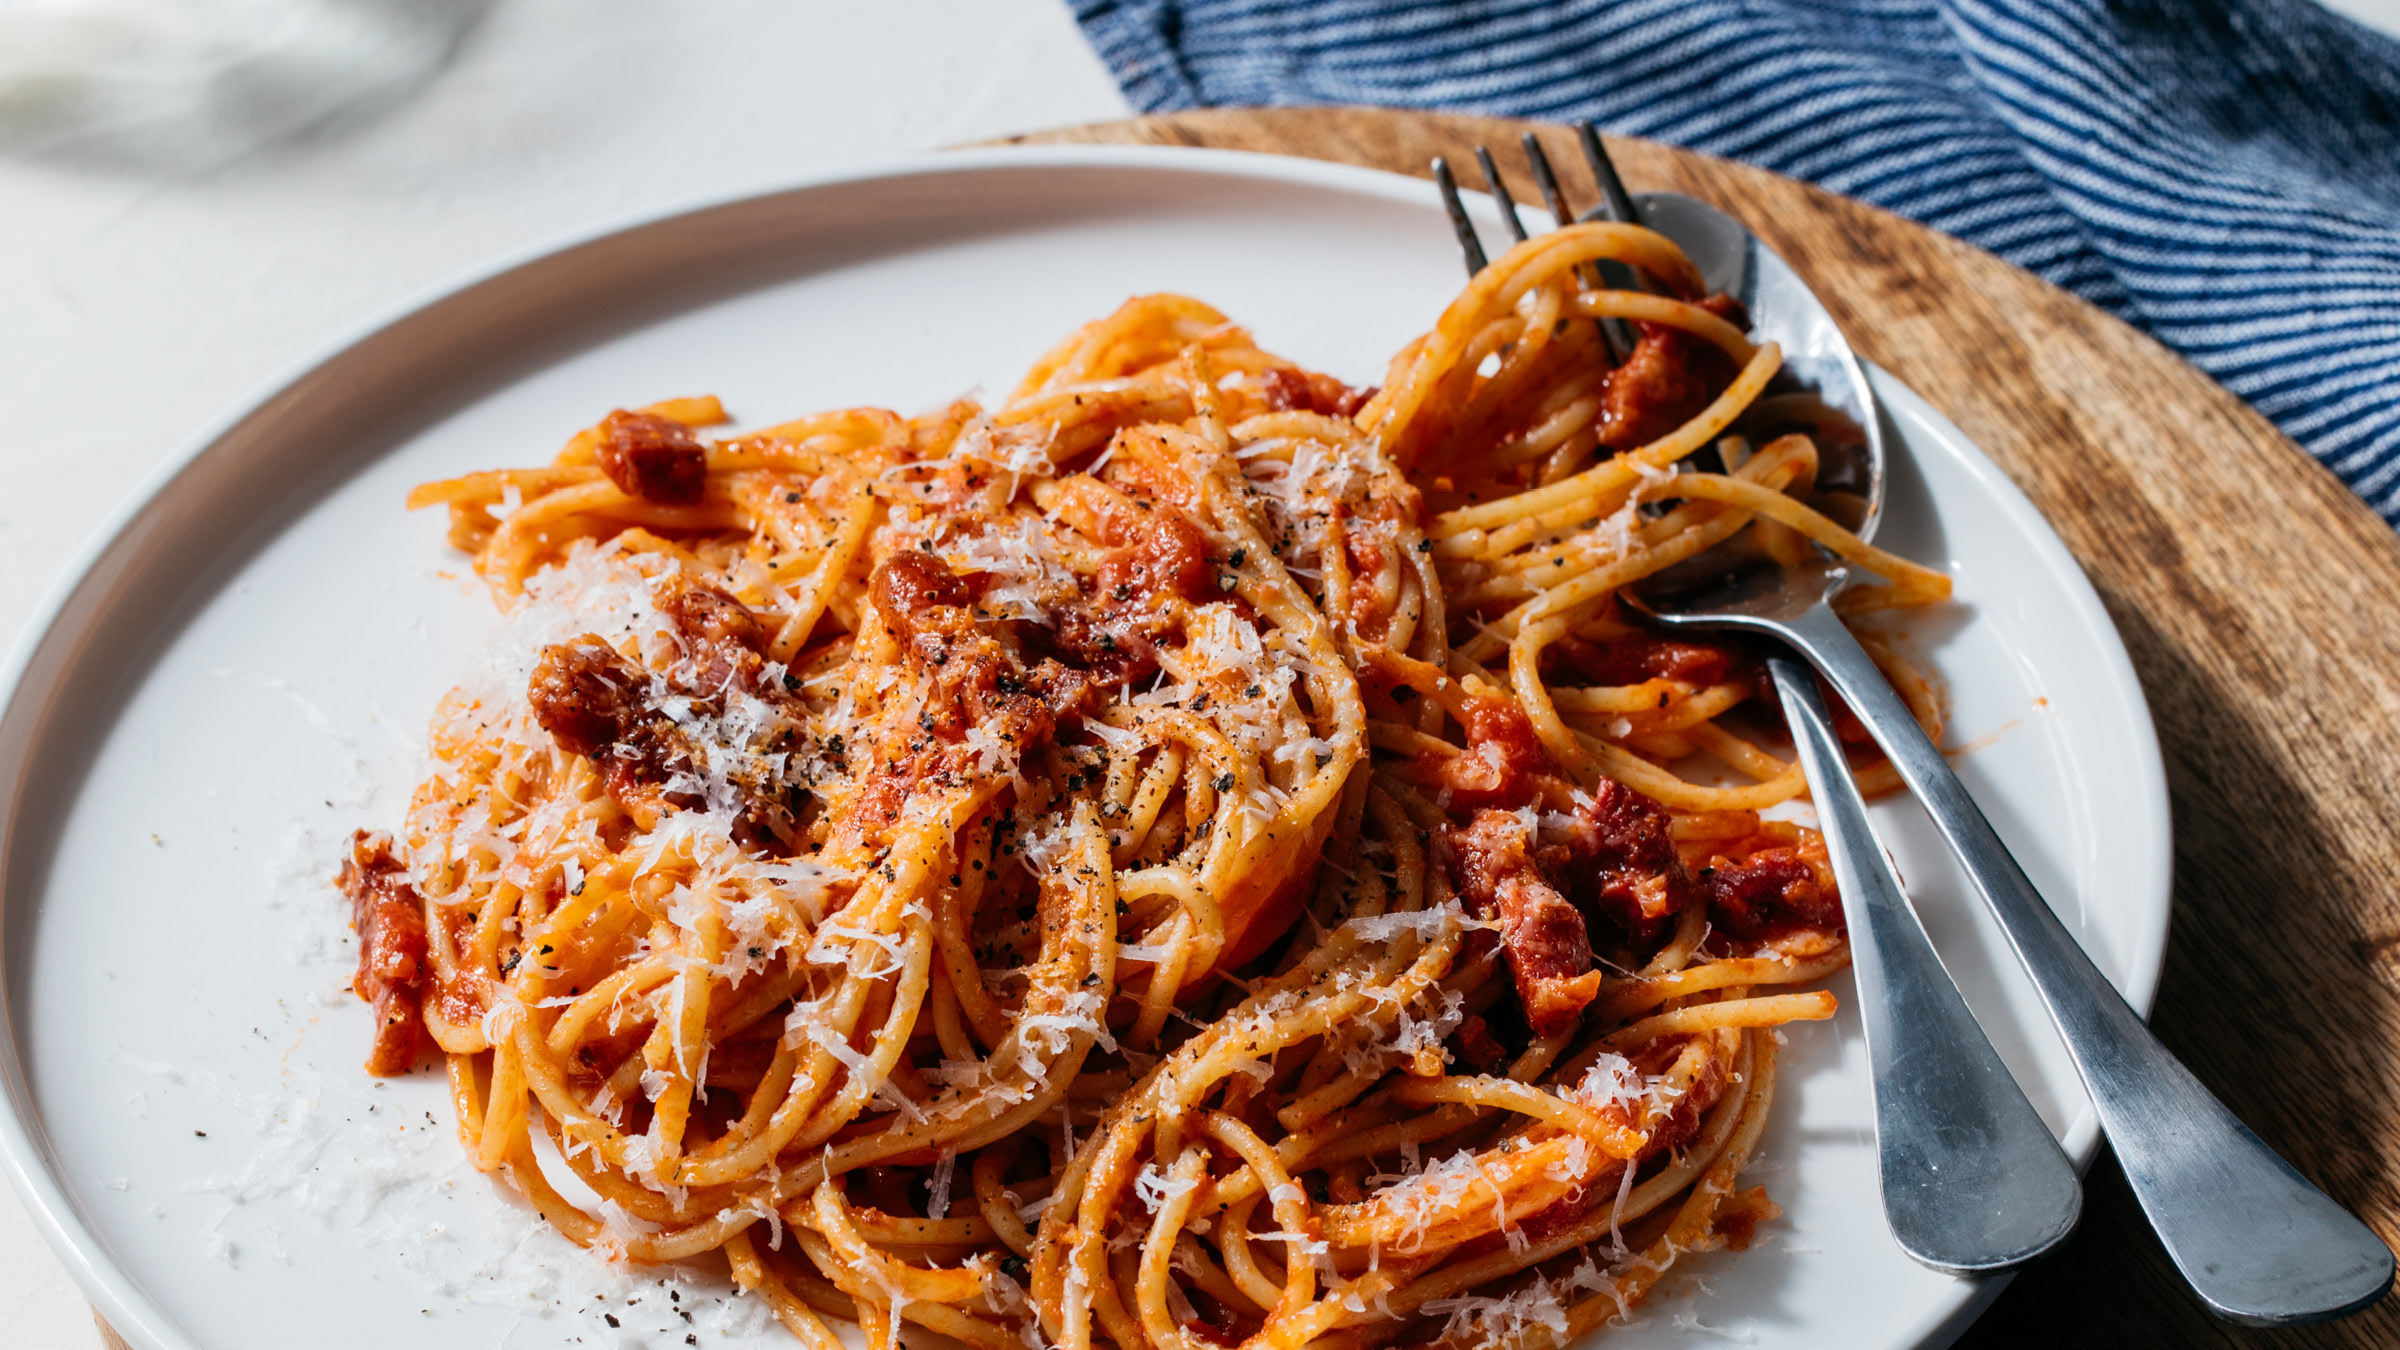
[1546,630,1757,693]
[1442,809,1603,1036]
[1542,777,1844,951]
[1425,696,1553,810]
[526,625,803,851]
[869,552,1095,725]
[871,549,976,646]
[873,550,1089,715]
[1601,331,1715,449]
[338,833,429,1076]
[1703,836,1841,938]
[655,574,769,693]
[595,409,707,504]
[1545,778,1703,939]
[527,638,656,765]
[1599,295,1743,450]
[923,635,1094,746]
[1257,367,1376,418]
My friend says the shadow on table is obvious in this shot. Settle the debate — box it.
[1961,590,2400,1348]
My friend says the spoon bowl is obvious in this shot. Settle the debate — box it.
[1624,189,1886,544]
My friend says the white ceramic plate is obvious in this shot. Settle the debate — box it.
[0,146,2169,1350]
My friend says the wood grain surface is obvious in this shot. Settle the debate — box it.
[1006,109,2400,1348]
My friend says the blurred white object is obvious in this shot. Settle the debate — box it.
[2317,0,2400,38]
[0,0,487,164]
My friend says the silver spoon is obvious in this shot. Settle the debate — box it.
[1544,131,2396,1322]
[1439,138,2078,1275]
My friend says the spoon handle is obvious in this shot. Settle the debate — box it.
[1770,654,2081,1272]
[1779,602,2393,1324]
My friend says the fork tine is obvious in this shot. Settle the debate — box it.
[1473,146,1530,244]
[1519,133,1577,231]
[1571,122,1721,466]
[1577,121,1642,226]
[1521,132,1630,365]
[1430,157,1488,276]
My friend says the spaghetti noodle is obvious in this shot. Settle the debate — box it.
[340,220,1950,1349]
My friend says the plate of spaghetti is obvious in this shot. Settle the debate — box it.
[0,147,2168,1350]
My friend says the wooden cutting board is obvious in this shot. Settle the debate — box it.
[1005,109,2400,1349]
[96,106,2400,1350]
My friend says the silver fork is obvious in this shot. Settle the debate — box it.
[1433,130,2079,1278]
[1433,128,2394,1321]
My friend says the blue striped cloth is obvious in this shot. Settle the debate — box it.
[1069,0,2400,524]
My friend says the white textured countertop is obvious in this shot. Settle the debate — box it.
[0,4,1126,1343]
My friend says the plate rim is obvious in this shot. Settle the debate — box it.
[1869,363,2174,1030]
[0,141,2173,1350]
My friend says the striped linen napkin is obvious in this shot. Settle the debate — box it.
[1069,0,2400,524]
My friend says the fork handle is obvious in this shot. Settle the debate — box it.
[1770,655,2080,1272]
[1776,600,2393,1324]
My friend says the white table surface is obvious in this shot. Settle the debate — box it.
[0,5,1127,1342]
[6,1,2398,1346]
